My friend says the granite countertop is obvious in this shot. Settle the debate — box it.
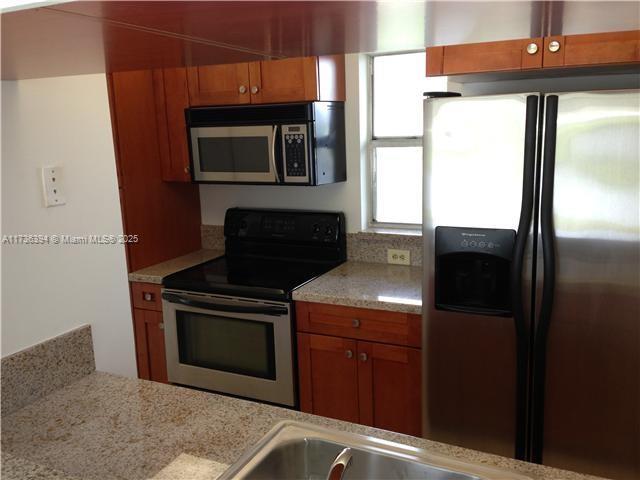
[1,372,604,480]
[293,261,422,314]
[128,249,224,284]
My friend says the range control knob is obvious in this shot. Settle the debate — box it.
[312,224,321,234]
[325,226,334,236]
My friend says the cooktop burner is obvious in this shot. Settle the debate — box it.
[163,208,347,301]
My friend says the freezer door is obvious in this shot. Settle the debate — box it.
[533,90,640,479]
[422,93,539,458]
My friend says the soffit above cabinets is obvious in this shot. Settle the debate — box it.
[1,1,430,80]
[3,1,638,80]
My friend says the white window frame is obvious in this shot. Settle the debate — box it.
[367,51,425,230]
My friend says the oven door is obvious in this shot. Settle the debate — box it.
[162,289,295,406]
[190,125,279,183]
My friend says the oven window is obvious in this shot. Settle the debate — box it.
[176,311,276,380]
[198,137,270,173]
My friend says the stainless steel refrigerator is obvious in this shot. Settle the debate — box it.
[422,90,639,479]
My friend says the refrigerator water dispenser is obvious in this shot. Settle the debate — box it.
[435,226,515,316]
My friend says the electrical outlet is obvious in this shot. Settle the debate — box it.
[387,249,410,265]
[41,166,66,207]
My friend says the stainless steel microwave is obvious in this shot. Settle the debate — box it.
[186,102,346,185]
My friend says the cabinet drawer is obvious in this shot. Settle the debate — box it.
[296,302,421,348]
[131,282,162,311]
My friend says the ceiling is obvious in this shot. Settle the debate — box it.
[1,1,431,79]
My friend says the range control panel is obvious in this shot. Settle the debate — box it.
[282,124,309,181]
[225,208,344,244]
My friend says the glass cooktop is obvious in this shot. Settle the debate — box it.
[163,255,341,301]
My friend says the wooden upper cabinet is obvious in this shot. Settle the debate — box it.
[249,56,345,103]
[427,38,543,76]
[153,67,191,182]
[427,30,639,76]
[544,30,640,68]
[187,55,345,106]
[187,62,251,106]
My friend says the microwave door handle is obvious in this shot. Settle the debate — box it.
[271,125,280,183]
[162,292,288,316]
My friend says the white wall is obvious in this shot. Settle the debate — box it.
[1,74,137,377]
[199,54,370,233]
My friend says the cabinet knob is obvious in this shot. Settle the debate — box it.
[526,42,538,55]
[250,85,259,94]
[238,85,247,94]
[143,292,154,302]
[351,319,360,328]
[359,352,368,362]
[345,350,353,359]
[548,40,561,53]
[158,322,164,330]
[184,166,190,174]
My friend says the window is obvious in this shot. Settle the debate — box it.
[370,52,448,226]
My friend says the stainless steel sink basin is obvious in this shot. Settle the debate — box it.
[219,421,533,480]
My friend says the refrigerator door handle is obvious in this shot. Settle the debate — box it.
[530,94,559,464]
[511,94,540,460]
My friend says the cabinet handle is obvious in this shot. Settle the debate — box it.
[351,319,360,328]
[359,352,368,362]
[238,85,247,94]
[250,85,259,94]
[548,40,561,53]
[526,42,538,55]
[345,350,353,359]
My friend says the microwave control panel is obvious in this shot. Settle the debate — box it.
[282,124,309,183]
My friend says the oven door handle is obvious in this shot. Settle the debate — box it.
[162,292,288,316]
[271,124,280,183]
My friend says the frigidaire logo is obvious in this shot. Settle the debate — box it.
[461,233,486,237]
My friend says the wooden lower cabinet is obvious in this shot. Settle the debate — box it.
[130,282,168,383]
[298,333,360,423]
[133,308,168,383]
[297,332,422,436]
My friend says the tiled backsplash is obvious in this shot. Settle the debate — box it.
[201,225,422,266]
[1,325,95,417]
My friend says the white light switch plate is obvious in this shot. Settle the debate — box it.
[387,249,410,265]
[41,166,66,207]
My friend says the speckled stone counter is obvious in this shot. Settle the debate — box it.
[127,249,224,284]
[1,373,604,480]
[293,261,422,314]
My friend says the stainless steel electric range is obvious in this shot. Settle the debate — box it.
[162,208,346,407]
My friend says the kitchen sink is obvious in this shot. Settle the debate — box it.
[218,421,533,480]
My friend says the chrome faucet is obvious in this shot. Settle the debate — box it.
[326,447,353,480]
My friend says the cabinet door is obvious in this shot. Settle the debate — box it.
[249,57,319,104]
[153,68,191,182]
[357,341,422,436]
[132,308,168,383]
[297,333,359,423]
[427,38,543,76]
[544,30,640,68]
[186,63,251,106]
